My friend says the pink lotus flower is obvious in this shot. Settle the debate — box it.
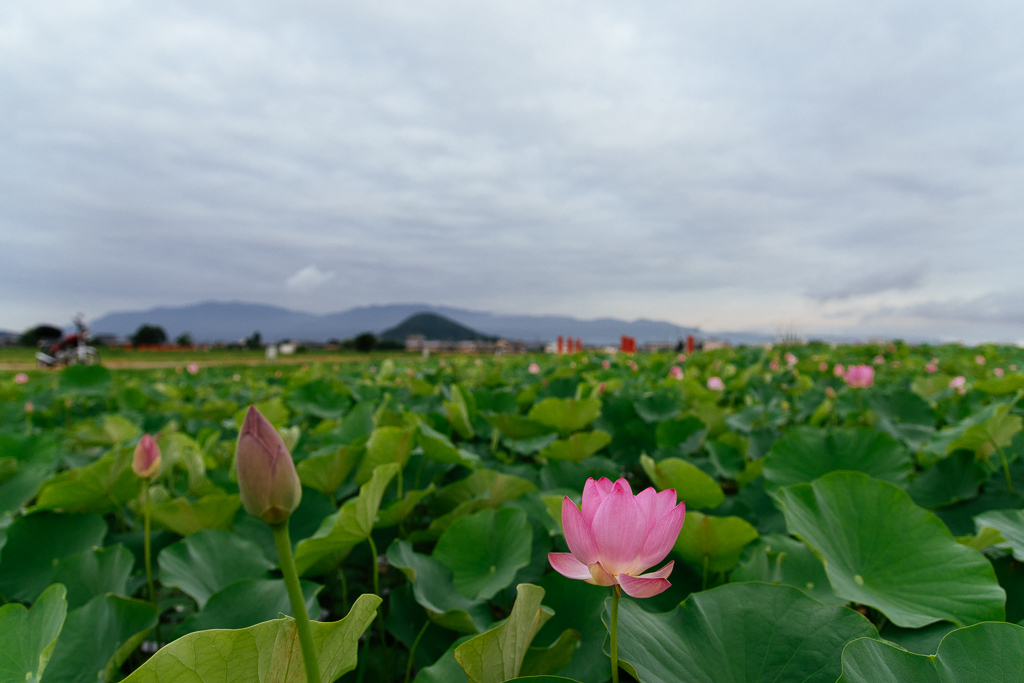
[528,363,540,374]
[236,406,302,525]
[785,352,798,367]
[597,382,606,393]
[873,355,885,365]
[707,376,725,390]
[14,373,28,384]
[549,478,685,598]
[187,363,199,374]
[769,359,780,371]
[833,364,845,377]
[845,365,874,388]
[926,363,938,373]
[132,434,162,479]
[669,366,684,380]
[975,355,986,365]
[677,354,687,362]
[950,376,966,389]
[24,401,33,413]
[818,362,828,372]
[995,368,1005,377]
[602,360,611,370]
[628,360,638,372]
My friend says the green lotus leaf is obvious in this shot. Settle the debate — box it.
[528,398,602,433]
[158,529,274,608]
[0,513,107,603]
[0,583,67,683]
[538,431,612,463]
[641,454,724,510]
[433,507,533,601]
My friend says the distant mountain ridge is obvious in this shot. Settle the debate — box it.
[90,301,701,345]
[380,313,495,342]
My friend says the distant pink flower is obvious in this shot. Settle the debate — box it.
[1012,365,1018,372]
[24,401,33,413]
[818,362,828,372]
[548,477,685,598]
[926,363,938,373]
[785,352,798,367]
[186,363,199,374]
[14,373,28,384]
[845,365,875,388]
[528,363,540,374]
[834,364,846,377]
[677,354,687,362]
[769,359,779,371]
[950,376,966,389]
[602,360,611,369]
[669,366,684,380]
[873,355,885,365]
[975,355,986,365]
[628,360,638,372]
[995,368,1005,377]
[132,434,162,479]
[707,376,725,391]
[597,382,606,393]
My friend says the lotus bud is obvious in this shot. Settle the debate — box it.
[236,405,302,525]
[132,434,162,479]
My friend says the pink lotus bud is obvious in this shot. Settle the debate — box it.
[14,373,28,384]
[873,355,884,365]
[528,363,540,374]
[669,366,684,380]
[707,376,725,391]
[950,376,966,389]
[975,355,986,365]
[548,477,685,598]
[24,401,34,413]
[235,405,302,525]
[926,363,938,373]
[769,359,779,371]
[818,362,828,372]
[833,364,845,377]
[677,354,687,362]
[785,353,798,367]
[602,360,611,370]
[597,382,606,393]
[995,368,1005,377]
[844,365,874,388]
[628,360,638,372]
[132,434,162,479]
[187,363,199,374]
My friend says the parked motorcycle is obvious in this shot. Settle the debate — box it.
[36,315,100,367]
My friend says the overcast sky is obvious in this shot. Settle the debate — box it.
[3,0,1024,343]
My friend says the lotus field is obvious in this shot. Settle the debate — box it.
[5,342,1024,682]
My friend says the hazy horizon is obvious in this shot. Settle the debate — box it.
[3,2,1024,344]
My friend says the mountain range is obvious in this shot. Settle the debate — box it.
[88,301,715,345]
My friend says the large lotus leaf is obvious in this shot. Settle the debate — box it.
[975,374,1024,395]
[354,426,414,484]
[334,402,376,444]
[731,534,844,606]
[762,427,913,491]
[538,431,612,463]
[907,451,986,508]
[433,508,533,601]
[947,404,1023,461]
[633,394,681,423]
[376,484,435,528]
[534,572,611,683]
[33,450,140,513]
[412,470,537,541]
[641,454,724,510]
[173,578,321,637]
[293,463,399,576]
[122,593,381,683]
[149,493,241,536]
[484,414,556,440]
[0,512,107,602]
[0,464,54,516]
[868,388,936,426]
[518,630,581,678]
[286,378,351,419]
[413,636,474,683]
[158,529,274,608]
[0,584,67,683]
[837,622,1024,682]
[53,544,134,610]
[673,511,759,573]
[418,422,481,467]
[388,540,491,634]
[704,439,745,479]
[973,509,1024,561]
[159,432,208,495]
[776,471,1005,627]
[59,365,112,395]
[454,584,554,683]
[296,444,361,497]
[528,398,602,433]
[607,582,876,683]
[446,385,476,439]
[41,594,157,683]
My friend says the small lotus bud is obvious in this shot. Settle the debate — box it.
[133,434,162,479]
[236,405,302,525]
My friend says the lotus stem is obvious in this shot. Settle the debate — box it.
[610,585,621,683]
[404,619,430,683]
[996,442,1014,494]
[143,484,155,605]
[366,534,387,646]
[272,523,321,683]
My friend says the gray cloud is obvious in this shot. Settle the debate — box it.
[1,1,1023,340]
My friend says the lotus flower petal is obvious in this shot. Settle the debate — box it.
[591,483,646,575]
[562,496,599,565]
[619,572,671,598]
[548,552,592,581]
